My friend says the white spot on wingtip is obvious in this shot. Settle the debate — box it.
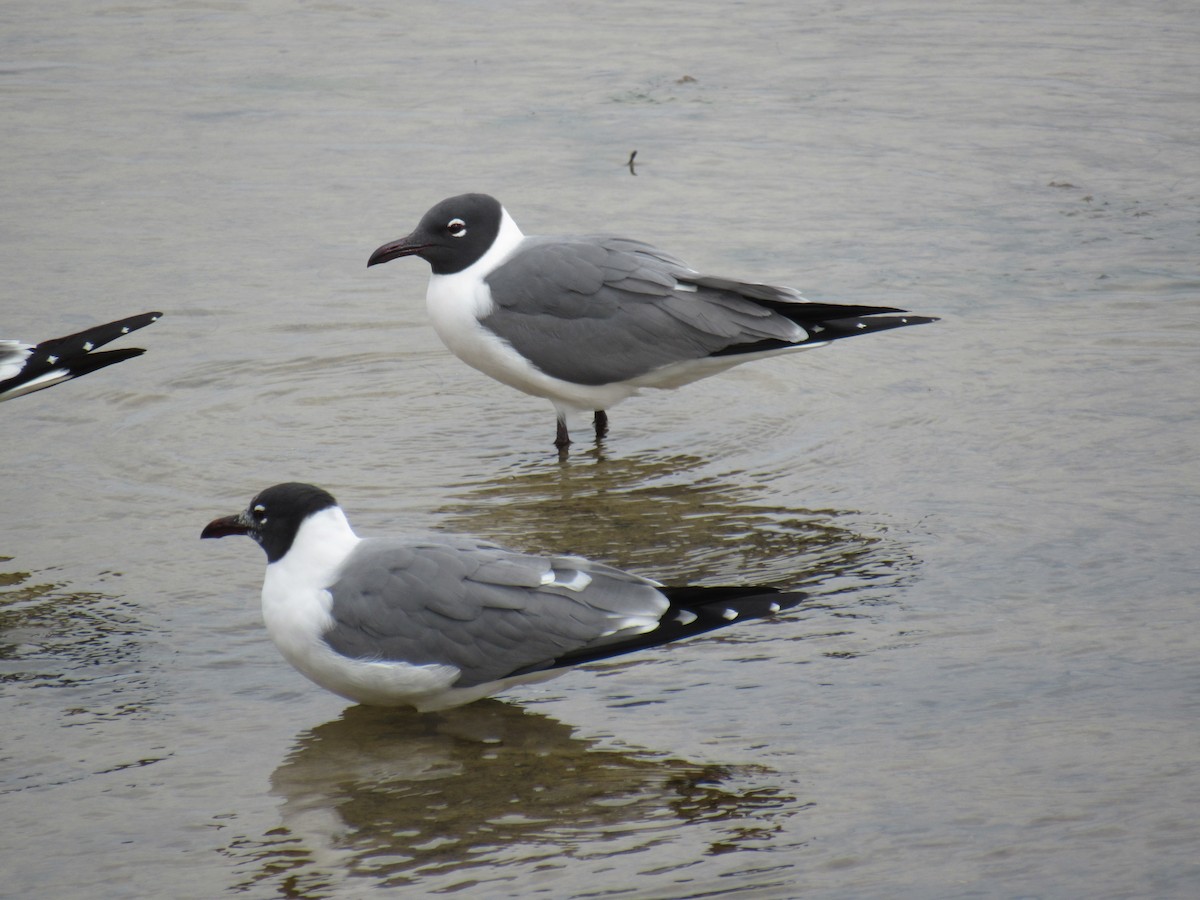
[120,326,131,334]
[47,355,59,364]
[675,609,698,626]
[722,608,738,620]
[768,602,781,613]
[83,341,94,350]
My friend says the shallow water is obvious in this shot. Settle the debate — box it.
[3,1,1198,897]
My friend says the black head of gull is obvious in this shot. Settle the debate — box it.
[369,194,939,449]
[200,481,339,563]
[202,482,805,712]
[0,311,162,403]
[367,193,503,276]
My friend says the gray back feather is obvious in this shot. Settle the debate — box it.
[324,535,668,688]
[481,236,807,385]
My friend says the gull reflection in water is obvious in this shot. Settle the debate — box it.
[224,702,807,895]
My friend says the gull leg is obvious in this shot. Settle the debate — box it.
[555,417,572,449]
[593,410,608,442]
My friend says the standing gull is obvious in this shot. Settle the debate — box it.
[202,482,804,711]
[1,312,162,403]
[368,193,936,447]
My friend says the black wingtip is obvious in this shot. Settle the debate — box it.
[531,585,805,674]
[657,585,807,637]
[814,312,939,341]
[35,311,163,354]
[1,311,162,402]
[709,307,937,358]
[50,346,147,379]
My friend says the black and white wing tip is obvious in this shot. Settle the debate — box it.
[0,311,162,402]
[810,307,940,342]
[520,585,807,675]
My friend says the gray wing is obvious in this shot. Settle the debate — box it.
[324,535,669,688]
[481,236,807,385]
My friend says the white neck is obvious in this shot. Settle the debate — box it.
[474,205,526,274]
[260,506,362,672]
[425,206,528,338]
[270,506,361,590]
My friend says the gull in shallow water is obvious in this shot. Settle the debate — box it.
[368,193,936,447]
[202,482,805,711]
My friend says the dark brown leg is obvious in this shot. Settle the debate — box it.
[593,410,608,441]
[555,417,571,448]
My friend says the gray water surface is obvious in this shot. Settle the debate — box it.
[3,1,1198,897]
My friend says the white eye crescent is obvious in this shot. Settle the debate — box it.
[447,218,467,237]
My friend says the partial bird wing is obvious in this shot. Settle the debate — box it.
[323,535,669,688]
[0,311,162,402]
[480,236,810,386]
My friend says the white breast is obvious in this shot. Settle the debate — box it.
[260,507,460,706]
[424,206,533,385]
[260,507,359,669]
[423,209,643,416]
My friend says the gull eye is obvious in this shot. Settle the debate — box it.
[447,218,467,237]
[252,503,267,523]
